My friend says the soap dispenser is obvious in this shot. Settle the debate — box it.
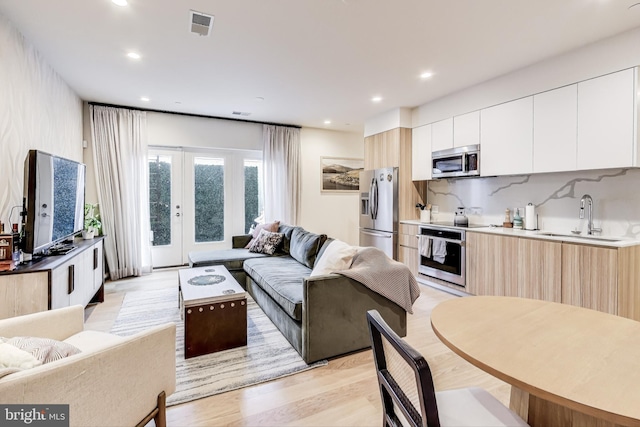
[513,208,523,230]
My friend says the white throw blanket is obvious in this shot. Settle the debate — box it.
[335,247,421,314]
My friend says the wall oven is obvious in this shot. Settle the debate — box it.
[418,224,466,287]
[432,144,480,179]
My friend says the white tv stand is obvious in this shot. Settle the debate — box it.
[0,236,105,319]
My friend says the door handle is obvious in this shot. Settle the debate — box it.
[176,213,181,217]
[361,230,391,238]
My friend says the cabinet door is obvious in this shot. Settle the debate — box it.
[411,125,432,180]
[533,85,578,173]
[562,243,618,314]
[453,111,480,147]
[398,246,418,276]
[431,118,453,152]
[93,241,104,293]
[51,259,73,309]
[517,238,561,302]
[577,68,635,170]
[466,233,518,296]
[480,97,534,176]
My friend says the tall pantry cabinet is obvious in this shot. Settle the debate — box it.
[364,127,426,274]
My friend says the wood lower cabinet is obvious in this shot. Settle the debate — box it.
[467,232,640,320]
[466,232,518,297]
[517,238,562,302]
[562,243,618,315]
[0,237,105,319]
[398,223,419,276]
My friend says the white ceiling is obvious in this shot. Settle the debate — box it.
[1,0,640,133]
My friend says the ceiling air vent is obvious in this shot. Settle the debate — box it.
[189,10,214,37]
[232,111,251,117]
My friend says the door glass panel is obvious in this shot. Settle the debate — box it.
[148,155,172,246]
[244,159,263,233]
[194,157,224,243]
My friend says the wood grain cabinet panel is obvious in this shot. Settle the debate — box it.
[466,232,518,297]
[517,238,562,302]
[561,243,618,315]
[398,223,419,276]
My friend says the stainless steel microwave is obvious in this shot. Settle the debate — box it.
[432,144,480,178]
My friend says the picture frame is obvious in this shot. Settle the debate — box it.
[320,157,364,193]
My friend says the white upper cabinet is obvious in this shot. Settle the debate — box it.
[431,118,453,152]
[412,124,432,180]
[480,97,534,176]
[453,111,480,147]
[533,84,578,173]
[577,68,636,170]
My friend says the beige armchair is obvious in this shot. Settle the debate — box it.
[0,305,176,427]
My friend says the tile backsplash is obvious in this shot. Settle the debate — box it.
[427,168,640,239]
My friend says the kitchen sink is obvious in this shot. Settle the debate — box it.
[535,232,623,243]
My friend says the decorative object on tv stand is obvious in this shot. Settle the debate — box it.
[83,203,102,240]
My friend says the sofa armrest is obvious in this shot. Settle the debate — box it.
[302,274,406,364]
[0,323,176,427]
[232,234,252,249]
[0,305,84,341]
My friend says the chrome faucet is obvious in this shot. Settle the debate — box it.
[579,194,602,235]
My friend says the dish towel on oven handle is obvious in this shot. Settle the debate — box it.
[418,235,431,258]
[432,238,447,264]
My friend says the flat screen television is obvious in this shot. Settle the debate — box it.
[23,150,86,255]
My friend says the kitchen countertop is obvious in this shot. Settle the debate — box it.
[400,219,640,248]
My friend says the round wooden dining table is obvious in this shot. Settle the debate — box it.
[431,296,640,427]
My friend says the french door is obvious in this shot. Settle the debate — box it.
[148,147,262,268]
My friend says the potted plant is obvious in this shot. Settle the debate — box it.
[83,203,102,239]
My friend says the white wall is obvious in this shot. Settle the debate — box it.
[0,13,82,227]
[364,107,412,137]
[300,128,363,245]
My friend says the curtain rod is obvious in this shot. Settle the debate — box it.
[87,101,302,129]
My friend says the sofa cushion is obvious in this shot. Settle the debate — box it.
[310,240,357,277]
[64,330,125,353]
[248,230,284,255]
[277,224,299,254]
[189,248,270,269]
[243,256,311,321]
[244,221,280,248]
[289,228,327,268]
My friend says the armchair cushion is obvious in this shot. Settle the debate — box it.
[2,336,81,364]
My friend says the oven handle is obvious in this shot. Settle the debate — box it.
[416,235,464,245]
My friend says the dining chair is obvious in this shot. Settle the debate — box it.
[366,309,529,427]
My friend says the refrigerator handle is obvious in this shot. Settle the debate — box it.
[369,178,375,219]
[373,178,379,219]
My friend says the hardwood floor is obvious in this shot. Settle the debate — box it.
[84,269,510,426]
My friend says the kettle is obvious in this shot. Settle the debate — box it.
[454,207,468,227]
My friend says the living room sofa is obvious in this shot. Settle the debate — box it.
[188,224,407,364]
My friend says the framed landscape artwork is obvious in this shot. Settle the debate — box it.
[320,157,364,193]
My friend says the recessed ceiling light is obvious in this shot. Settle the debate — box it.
[140,97,150,102]
[372,96,383,103]
[420,71,434,79]
[112,0,128,6]
[127,52,141,59]
[255,97,265,102]
[324,120,331,125]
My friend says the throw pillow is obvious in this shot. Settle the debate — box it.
[245,221,280,248]
[2,336,81,364]
[289,228,327,269]
[310,240,357,277]
[248,229,284,255]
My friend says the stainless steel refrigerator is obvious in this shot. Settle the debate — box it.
[359,167,398,260]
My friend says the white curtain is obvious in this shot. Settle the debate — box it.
[89,105,152,280]
[263,125,301,225]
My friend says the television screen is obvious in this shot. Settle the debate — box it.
[24,150,86,255]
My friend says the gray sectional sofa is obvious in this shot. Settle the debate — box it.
[188,224,407,363]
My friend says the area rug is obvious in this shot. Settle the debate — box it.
[110,287,327,406]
